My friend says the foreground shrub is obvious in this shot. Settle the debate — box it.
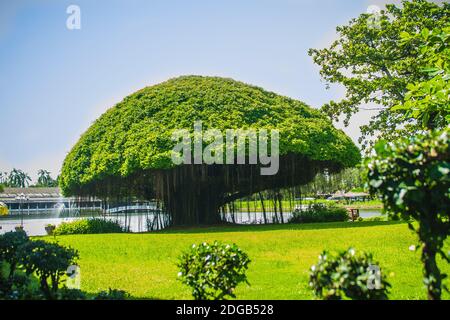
[53,218,124,235]
[57,288,87,300]
[309,248,390,300]
[177,241,251,300]
[0,265,40,300]
[1,231,132,300]
[0,231,45,299]
[289,203,348,223]
[0,230,29,283]
[94,288,130,300]
[19,240,79,299]
[368,129,450,300]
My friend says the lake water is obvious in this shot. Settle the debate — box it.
[0,208,382,236]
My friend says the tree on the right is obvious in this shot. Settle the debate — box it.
[309,0,450,150]
[365,8,449,299]
[367,129,450,300]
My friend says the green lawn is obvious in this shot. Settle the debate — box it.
[44,221,450,300]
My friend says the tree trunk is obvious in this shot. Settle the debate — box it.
[421,242,441,300]
[152,155,325,226]
[169,191,222,225]
[259,192,267,224]
[160,171,223,226]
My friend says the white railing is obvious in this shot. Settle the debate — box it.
[106,204,158,214]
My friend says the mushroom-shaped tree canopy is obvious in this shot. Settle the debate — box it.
[60,76,360,225]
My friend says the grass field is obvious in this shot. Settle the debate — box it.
[44,221,450,300]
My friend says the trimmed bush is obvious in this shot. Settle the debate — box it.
[0,231,80,300]
[19,240,79,299]
[309,248,391,300]
[177,241,251,300]
[0,231,133,300]
[0,230,29,280]
[53,218,124,235]
[0,231,37,299]
[289,203,348,223]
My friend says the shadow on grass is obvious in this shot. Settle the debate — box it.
[82,291,161,301]
[91,296,162,301]
[151,221,404,235]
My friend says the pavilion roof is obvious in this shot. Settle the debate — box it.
[0,187,62,199]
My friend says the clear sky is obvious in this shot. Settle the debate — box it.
[0,0,413,181]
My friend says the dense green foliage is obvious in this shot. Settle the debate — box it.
[0,169,57,188]
[53,219,125,235]
[177,241,250,300]
[18,240,79,299]
[57,287,88,300]
[36,169,58,187]
[301,166,366,196]
[60,76,360,195]
[4,168,31,188]
[57,287,131,300]
[289,203,348,223]
[393,25,450,129]
[368,128,450,299]
[309,0,450,149]
[0,231,79,300]
[0,230,29,289]
[309,248,390,300]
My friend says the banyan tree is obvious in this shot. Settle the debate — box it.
[60,76,360,226]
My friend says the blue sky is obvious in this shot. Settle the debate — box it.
[0,0,401,181]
